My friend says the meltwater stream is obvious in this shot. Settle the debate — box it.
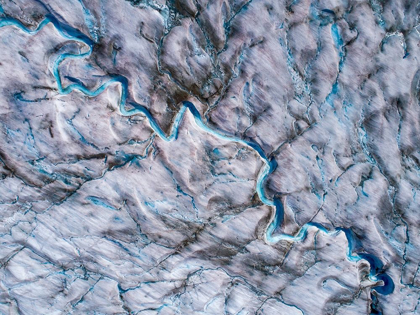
[0,13,394,299]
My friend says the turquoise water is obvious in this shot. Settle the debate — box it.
[0,12,394,297]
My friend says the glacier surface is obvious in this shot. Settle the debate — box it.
[0,0,419,314]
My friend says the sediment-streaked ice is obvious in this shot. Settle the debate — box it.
[0,0,419,314]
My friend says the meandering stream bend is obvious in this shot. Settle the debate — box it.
[0,12,394,297]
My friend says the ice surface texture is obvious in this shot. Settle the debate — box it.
[0,0,418,314]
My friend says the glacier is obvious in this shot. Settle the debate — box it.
[0,0,419,314]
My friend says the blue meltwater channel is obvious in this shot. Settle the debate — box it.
[0,12,394,299]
